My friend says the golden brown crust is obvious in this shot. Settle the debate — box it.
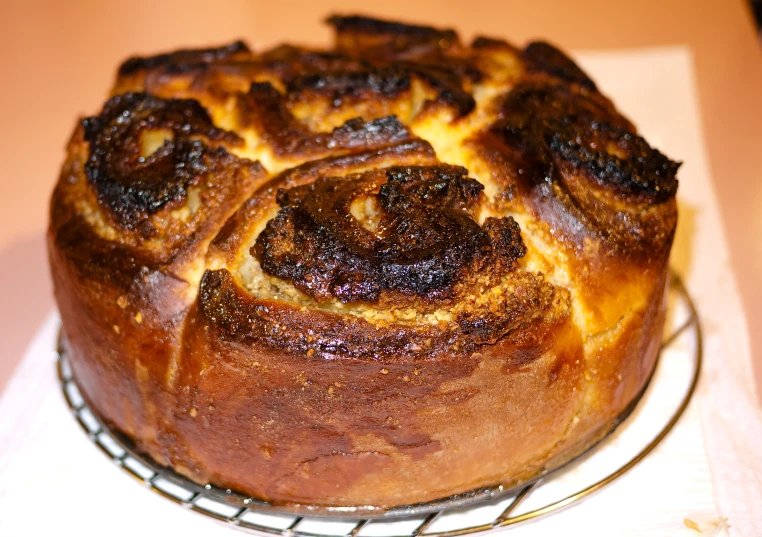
[48,14,678,510]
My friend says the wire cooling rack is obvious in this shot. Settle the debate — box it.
[57,272,701,536]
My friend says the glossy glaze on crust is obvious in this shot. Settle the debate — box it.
[49,15,678,509]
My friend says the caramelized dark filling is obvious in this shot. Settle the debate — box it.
[493,82,679,202]
[239,83,413,156]
[253,165,526,305]
[82,92,242,231]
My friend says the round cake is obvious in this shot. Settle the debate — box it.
[48,15,679,511]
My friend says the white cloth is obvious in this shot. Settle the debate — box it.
[1,47,759,536]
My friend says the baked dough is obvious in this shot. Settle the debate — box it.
[48,15,678,510]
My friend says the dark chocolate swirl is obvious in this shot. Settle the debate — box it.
[239,83,414,157]
[82,92,243,230]
[253,164,526,305]
[492,82,680,202]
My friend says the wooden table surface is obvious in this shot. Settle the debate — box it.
[2,0,761,399]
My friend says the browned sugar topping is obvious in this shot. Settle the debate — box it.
[239,83,414,156]
[82,92,243,231]
[254,164,526,305]
[63,14,680,350]
[493,82,679,202]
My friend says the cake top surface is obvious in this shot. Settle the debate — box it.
[52,15,679,356]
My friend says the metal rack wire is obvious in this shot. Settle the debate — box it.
[57,272,701,536]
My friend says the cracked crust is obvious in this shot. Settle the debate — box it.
[48,14,677,509]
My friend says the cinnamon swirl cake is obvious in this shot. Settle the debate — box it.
[48,15,679,510]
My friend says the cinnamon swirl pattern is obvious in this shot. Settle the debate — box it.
[49,15,678,509]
